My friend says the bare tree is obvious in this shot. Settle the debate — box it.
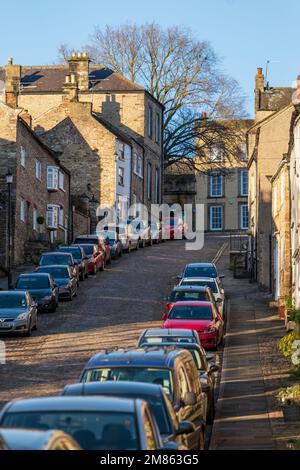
[58,23,248,169]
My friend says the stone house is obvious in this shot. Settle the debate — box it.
[270,156,292,303]
[247,67,294,290]
[194,120,252,232]
[0,104,70,267]
[0,53,164,221]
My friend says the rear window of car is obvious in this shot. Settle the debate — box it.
[169,305,213,320]
[74,238,99,245]
[58,247,81,259]
[170,291,209,302]
[184,266,217,278]
[40,254,72,266]
[181,280,217,293]
[142,336,194,344]
[16,276,50,289]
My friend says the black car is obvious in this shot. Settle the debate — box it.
[137,328,201,347]
[0,429,81,450]
[62,381,193,448]
[0,396,169,450]
[165,286,219,314]
[179,263,221,280]
[58,245,89,281]
[38,252,79,284]
[0,291,38,336]
[97,230,123,259]
[36,265,78,300]
[80,347,206,450]
[139,342,219,424]
[15,273,59,313]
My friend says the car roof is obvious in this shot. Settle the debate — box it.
[0,429,72,450]
[172,301,213,307]
[63,381,163,398]
[4,396,137,414]
[185,263,216,268]
[172,286,209,292]
[181,277,216,282]
[0,290,27,296]
[41,252,72,257]
[143,328,196,337]
[84,347,191,369]
[37,265,70,269]
[18,273,50,278]
[140,342,203,353]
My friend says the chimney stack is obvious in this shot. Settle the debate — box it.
[255,67,265,113]
[63,73,78,102]
[4,57,21,108]
[67,51,90,91]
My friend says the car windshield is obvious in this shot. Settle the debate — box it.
[181,280,217,293]
[16,276,50,289]
[170,291,209,302]
[98,231,116,241]
[143,336,194,344]
[40,255,71,266]
[1,411,138,450]
[82,367,174,401]
[81,245,94,255]
[38,267,70,279]
[184,266,217,278]
[189,350,205,370]
[169,305,213,320]
[0,294,27,309]
[58,248,82,260]
[75,238,98,245]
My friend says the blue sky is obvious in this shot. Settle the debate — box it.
[0,0,299,116]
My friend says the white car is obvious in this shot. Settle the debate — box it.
[179,277,225,317]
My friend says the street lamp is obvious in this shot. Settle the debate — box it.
[6,170,13,290]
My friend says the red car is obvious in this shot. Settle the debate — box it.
[161,217,186,240]
[162,301,224,349]
[78,244,104,274]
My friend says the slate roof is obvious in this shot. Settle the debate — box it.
[259,87,294,112]
[0,65,144,93]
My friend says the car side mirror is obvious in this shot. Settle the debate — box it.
[176,420,194,436]
[217,298,222,303]
[200,380,210,394]
[219,275,225,279]
[176,275,182,280]
[183,391,196,406]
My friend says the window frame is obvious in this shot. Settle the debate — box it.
[20,198,26,222]
[47,166,59,191]
[148,106,153,139]
[20,146,27,168]
[209,205,224,231]
[240,169,248,197]
[240,203,249,230]
[118,166,125,187]
[35,159,42,181]
[147,162,152,200]
[209,173,224,198]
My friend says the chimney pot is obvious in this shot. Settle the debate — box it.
[8,57,13,65]
[201,112,207,119]
[257,67,263,75]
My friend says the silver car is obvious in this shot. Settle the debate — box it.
[0,291,38,336]
[179,277,225,317]
[0,428,81,450]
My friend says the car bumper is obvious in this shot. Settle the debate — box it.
[58,287,71,299]
[0,319,29,333]
[199,332,218,349]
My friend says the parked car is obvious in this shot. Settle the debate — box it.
[139,342,218,424]
[58,245,89,281]
[179,278,226,318]
[80,347,207,450]
[15,273,59,313]
[149,222,162,244]
[62,381,192,448]
[0,428,81,450]
[36,265,78,301]
[0,396,170,450]
[74,235,110,265]
[97,230,122,259]
[0,291,37,336]
[126,219,152,248]
[137,328,201,347]
[77,244,104,274]
[162,301,224,349]
[38,252,79,285]
[162,216,186,240]
[179,263,224,281]
[114,224,136,253]
[165,286,218,315]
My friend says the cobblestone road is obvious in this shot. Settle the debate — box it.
[0,235,228,407]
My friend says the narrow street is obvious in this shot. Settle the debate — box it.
[0,234,227,408]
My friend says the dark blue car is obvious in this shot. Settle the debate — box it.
[98,230,122,259]
[15,273,59,313]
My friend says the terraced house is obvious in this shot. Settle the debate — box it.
[0,101,70,267]
[0,53,164,227]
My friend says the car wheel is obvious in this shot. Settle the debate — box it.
[199,426,205,450]
[49,302,57,313]
[100,262,104,272]
[119,249,122,257]
[74,288,78,297]
[106,256,111,265]
[69,290,73,301]
[32,315,38,331]
[80,272,84,282]
[207,397,215,424]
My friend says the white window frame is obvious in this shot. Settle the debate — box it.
[133,153,138,175]
[147,162,152,200]
[240,170,248,196]
[240,204,249,230]
[46,204,59,229]
[35,159,42,181]
[138,155,143,178]
[33,208,37,231]
[210,145,224,162]
[209,173,223,197]
[209,205,223,231]
[47,166,59,190]
[58,207,64,227]
[20,198,26,222]
[118,166,125,186]
[148,106,153,139]
[58,171,65,191]
[20,147,27,168]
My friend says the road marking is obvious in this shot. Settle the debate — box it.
[212,242,228,265]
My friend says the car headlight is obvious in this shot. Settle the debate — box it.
[17,312,28,321]
[202,328,216,334]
